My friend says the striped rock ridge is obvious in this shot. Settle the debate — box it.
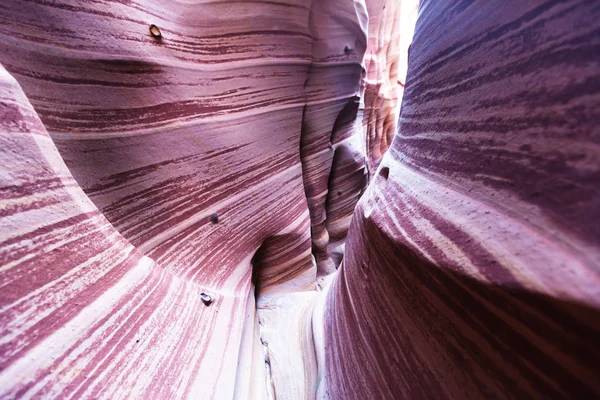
[1,1,599,400]
[321,0,600,398]
[0,0,368,397]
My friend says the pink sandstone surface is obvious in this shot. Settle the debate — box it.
[0,0,599,399]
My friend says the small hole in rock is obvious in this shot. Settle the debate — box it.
[210,213,219,224]
[337,191,343,196]
[344,45,350,53]
[379,166,390,180]
[149,24,162,39]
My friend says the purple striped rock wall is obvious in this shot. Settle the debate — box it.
[322,0,600,398]
[1,0,600,399]
[0,0,368,398]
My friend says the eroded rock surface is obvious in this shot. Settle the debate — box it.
[0,0,367,398]
[322,0,600,398]
[1,0,600,399]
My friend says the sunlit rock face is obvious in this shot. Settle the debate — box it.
[361,0,418,173]
[322,0,600,398]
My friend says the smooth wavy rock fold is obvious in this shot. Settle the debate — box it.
[0,0,367,398]
[1,0,600,399]
[321,0,600,398]
[0,64,248,399]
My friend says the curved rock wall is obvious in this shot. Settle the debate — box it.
[1,0,600,399]
[0,0,367,398]
[362,0,418,173]
[322,0,600,398]
[300,0,368,276]
[1,64,235,399]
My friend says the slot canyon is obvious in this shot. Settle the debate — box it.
[0,0,599,398]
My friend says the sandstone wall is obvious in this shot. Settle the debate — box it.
[321,0,600,398]
[0,0,367,397]
[1,0,599,399]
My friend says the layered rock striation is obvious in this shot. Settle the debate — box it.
[322,0,600,398]
[1,0,599,399]
[0,0,367,398]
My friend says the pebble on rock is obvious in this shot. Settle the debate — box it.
[149,24,162,39]
[200,292,213,306]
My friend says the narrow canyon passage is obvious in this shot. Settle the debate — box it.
[1,0,599,399]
